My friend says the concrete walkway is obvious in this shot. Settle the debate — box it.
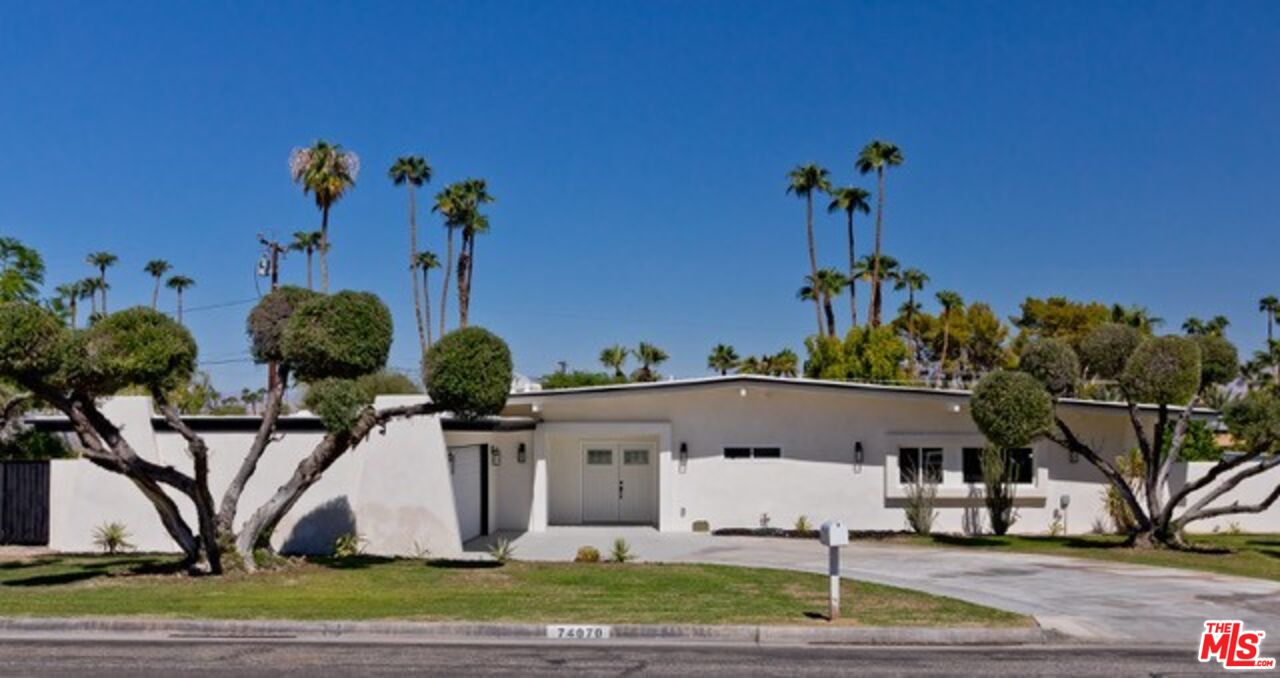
[468,528,1280,644]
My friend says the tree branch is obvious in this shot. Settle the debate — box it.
[1173,454,1280,527]
[218,366,289,536]
[1048,416,1151,532]
[151,389,222,573]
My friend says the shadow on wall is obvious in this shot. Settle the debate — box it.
[280,496,356,556]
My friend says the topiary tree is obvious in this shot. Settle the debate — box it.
[1018,338,1079,397]
[969,323,1273,549]
[0,280,515,575]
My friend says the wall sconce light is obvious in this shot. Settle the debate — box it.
[531,403,541,413]
[948,403,962,414]
[738,388,747,398]
[447,450,455,474]
[853,441,864,473]
[679,442,689,465]
[517,442,527,464]
[490,447,501,467]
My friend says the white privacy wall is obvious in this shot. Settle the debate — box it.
[517,381,1280,536]
[48,396,464,557]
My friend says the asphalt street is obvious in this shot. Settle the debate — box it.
[0,638,1223,676]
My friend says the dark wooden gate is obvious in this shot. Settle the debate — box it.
[0,461,50,545]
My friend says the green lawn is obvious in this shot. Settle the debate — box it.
[871,532,1280,581]
[0,555,1028,627]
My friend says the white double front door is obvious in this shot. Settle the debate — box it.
[581,442,655,524]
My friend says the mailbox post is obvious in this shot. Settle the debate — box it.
[819,519,848,621]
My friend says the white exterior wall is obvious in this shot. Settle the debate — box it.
[518,381,1280,536]
[48,396,465,557]
[442,430,536,533]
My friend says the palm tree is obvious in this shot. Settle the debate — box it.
[852,253,899,322]
[737,355,763,375]
[707,344,740,375]
[289,230,324,291]
[289,140,359,292]
[1206,315,1230,336]
[827,186,872,330]
[166,275,195,324]
[86,251,117,312]
[1182,317,1207,335]
[935,290,964,386]
[1260,296,1278,343]
[55,282,81,329]
[786,164,832,336]
[1183,315,1230,337]
[413,251,440,348]
[631,342,669,382]
[144,259,171,310]
[599,344,629,378]
[390,155,433,356]
[894,267,930,370]
[455,178,495,328]
[1110,303,1163,333]
[79,277,101,317]
[770,349,799,377]
[855,140,904,327]
[432,183,467,338]
[799,268,849,338]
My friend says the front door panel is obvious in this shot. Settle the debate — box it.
[619,446,653,523]
[581,446,619,523]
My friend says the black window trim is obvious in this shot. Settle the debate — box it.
[722,446,784,460]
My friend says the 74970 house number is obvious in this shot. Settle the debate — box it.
[546,625,612,640]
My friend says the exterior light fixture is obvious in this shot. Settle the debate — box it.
[949,403,962,414]
[517,442,527,464]
[490,447,501,466]
[853,441,864,473]
[679,442,689,465]
[739,388,747,398]
[531,403,541,413]
[447,450,455,474]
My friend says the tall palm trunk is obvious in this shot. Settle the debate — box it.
[176,291,185,325]
[846,210,857,329]
[319,203,331,292]
[463,236,476,327]
[804,193,824,336]
[823,294,837,338]
[407,185,428,356]
[99,268,108,314]
[457,233,471,328]
[69,297,78,329]
[907,290,917,375]
[90,290,98,316]
[870,168,885,327]
[305,248,314,291]
[422,268,433,347]
[440,227,454,338]
[1269,311,1274,343]
[151,278,161,310]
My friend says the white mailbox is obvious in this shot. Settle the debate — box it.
[819,519,848,547]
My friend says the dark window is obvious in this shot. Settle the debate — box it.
[899,447,942,484]
[724,447,751,459]
[752,447,781,459]
[723,447,782,460]
[963,447,1034,484]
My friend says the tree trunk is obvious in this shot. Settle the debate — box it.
[907,290,916,375]
[151,278,160,310]
[408,185,428,357]
[457,233,471,328]
[939,318,950,386]
[69,297,77,329]
[306,249,313,291]
[805,193,824,337]
[824,296,837,338]
[320,204,330,293]
[846,210,857,330]
[423,268,433,348]
[440,227,454,339]
[235,401,444,569]
[217,367,289,540]
[100,272,108,314]
[463,235,476,328]
[177,291,184,325]
[870,168,885,327]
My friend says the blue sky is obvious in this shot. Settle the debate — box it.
[2,2,1277,391]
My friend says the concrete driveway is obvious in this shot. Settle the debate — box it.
[469,528,1280,644]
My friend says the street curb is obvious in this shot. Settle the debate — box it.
[0,617,1049,647]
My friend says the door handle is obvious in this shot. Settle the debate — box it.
[618,479,623,500]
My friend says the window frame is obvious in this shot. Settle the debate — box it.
[962,447,1035,485]
[722,446,784,460]
[898,446,943,485]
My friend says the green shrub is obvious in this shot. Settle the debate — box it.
[488,537,515,564]
[970,370,1054,449]
[332,532,365,558]
[1192,334,1238,389]
[1223,389,1280,453]
[903,477,938,535]
[981,446,1018,536]
[1018,338,1079,397]
[541,370,626,390]
[281,291,392,381]
[0,429,74,460]
[793,515,813,533]
[92,521,134,555]
[609,538,635,563]
[1120,336,1201,405]
[574,546,601,563]
[0,302,66,378]
[303,378,373,433]
[423,327,513,419]
[1078,323,1142,380]
[247,286,322,364]
[65,307,196,393]
[355,370,422,395]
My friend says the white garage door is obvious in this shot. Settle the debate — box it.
[450,446,483,542]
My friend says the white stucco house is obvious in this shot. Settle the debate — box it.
[15,375,1280,556]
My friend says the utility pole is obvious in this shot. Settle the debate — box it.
[258,234,287,393]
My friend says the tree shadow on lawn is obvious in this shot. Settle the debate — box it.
[309,555,398,571]
[426,559,503,570]
[1,557,186,587]
[929,534,1132,551]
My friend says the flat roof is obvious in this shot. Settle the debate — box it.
[508,374,1216,415]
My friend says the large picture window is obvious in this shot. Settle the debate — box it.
[723,447,783,460]
[963,447,1034,484]
[898,447,943,484]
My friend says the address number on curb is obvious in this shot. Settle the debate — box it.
[547,624,611,640]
